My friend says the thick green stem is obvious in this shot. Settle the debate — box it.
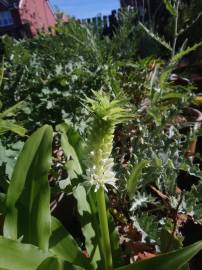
[96,187,113,270]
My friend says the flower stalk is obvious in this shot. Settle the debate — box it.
[96,186,113,270]
[84,90,133,270]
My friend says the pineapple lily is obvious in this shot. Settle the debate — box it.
[83,90,132,270]
[84,90,132,191]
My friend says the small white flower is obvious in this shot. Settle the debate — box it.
[83,156,117,191]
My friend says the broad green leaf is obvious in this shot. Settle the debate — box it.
[116,241,202,270]
[4,125,53,251]
[37,256,85,270]
[163,0,176,16]
[73,186,103,269]
[50,217,94,270]
[0,236,50,270]
[127,160,148,199]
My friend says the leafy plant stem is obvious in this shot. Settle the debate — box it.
[96,187,113,270]
[172,0,180,57]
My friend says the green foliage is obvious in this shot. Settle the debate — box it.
[0,4,201,270]
[4,125,53,251]
[0,122,200,270]
[0,237,50,270]
[0,102,26,136]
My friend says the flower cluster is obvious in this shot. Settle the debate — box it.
[84,151,117,192]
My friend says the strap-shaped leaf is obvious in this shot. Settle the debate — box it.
[50,217,94,270]
[73,186,103,269]
[36,256,85,270]
[115,241,202,270]
[4,125,53,251]
[0,236,50,270]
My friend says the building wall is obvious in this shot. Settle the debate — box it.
[19,0,56,35]
[0,5,22,36]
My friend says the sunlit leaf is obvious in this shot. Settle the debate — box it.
[4,125,53,251]
[0,236,50,270]
[73,186,103,269]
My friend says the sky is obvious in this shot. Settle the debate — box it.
[50,0,120,19]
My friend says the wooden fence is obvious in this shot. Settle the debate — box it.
[78,6,141,34]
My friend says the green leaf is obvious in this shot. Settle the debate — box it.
[0,101,26,118]
[50,217,94,270]
[0,236,50,270]
[0,101,26,136]
[36,257,62,270]
[115,241,202,270]
[163,0,176,16]
[4,125,53,251]
[57,124,83,179]
[37,256,85,270]
[160,92,186,101]
[171,41,202,64]
[0,119,26,136]
[73,186,103,269]
[127,160,149,199]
